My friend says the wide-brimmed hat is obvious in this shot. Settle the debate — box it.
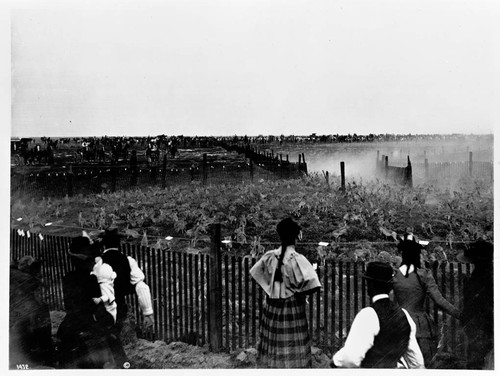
[363,261,395,283]
[68,236,100,260]
[457,240,493,264]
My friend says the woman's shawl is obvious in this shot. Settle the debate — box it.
[250,247,321,298]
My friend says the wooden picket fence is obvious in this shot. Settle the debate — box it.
[10,228,470,357]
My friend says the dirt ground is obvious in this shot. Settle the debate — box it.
[124,339,332,369]
[50,311,332,369]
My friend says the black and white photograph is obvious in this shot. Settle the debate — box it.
[4,0,497,372]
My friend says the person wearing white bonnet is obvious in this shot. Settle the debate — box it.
[91,257,118,323]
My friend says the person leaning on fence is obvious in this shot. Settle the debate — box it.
[332,261,424,369]
[458,239,494,370]
[250,217,321,368]
[97,228,154,333]
[391,236,460,368]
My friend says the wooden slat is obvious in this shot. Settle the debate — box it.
[345,262,351,330]
[200,254,206,345]
[251,258,257,346]
[231,256,236,350]
[172,251,178,340]
[194,254,200,344]
[361,262,367,307]
[238,257,243,349]
[353,262,359,314]
[167,250,173,342]
[440,262,447,328]
[224,254,229,350]
[181,252,187,336]
[331,260,336,349]
[160,249,166,341]
[315,270,320,343]
[244,258,250,348]
[449,262,456,350]
[323,262,329,349]
[150,247,158,340]
[49,234,63,309]
[339,262,344,344]
[189,254,194,337]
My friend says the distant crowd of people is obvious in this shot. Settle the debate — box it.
[10,221,493,370]
[13,133,489,166]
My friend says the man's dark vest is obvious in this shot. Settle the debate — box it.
[361,298,411,368]
[101,249,134,308]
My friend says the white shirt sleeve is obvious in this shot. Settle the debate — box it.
[127,256,153,316]
[332,307,379,368]
[401,309,425,369]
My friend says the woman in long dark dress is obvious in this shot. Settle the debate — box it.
[458,240,494,369]
[56,236,125,369]
[250,217,321,368]
[392,238,460,368]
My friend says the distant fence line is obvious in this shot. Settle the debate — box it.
[11,227,470,357]
[376,151,493,186]
[216,140,309,176]
[10,152,298,199]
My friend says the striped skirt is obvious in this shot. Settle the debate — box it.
[257,294,312,368]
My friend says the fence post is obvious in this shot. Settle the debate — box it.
[340,161,345,192]
[469,151,473,176]
[425,158,429,180]
[376,150,380,172]
[384,156,389,179]
[301,153,308,175]
[406,156,413,187]
[209,223,223,352]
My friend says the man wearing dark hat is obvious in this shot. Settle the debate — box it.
[98,228,154,331]
[332,261,424,368]
[458,240,494,369]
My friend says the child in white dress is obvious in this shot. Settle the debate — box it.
[91,257,117,324]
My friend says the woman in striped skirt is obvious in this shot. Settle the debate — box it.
[250,217,321,368]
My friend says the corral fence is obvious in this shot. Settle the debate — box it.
[10,153,292,200]
[377,151,493,186]
[11,225,471,358]
[217,141,308,176]
[376,152,413,187]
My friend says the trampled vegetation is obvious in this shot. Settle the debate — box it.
[11,172,493,264]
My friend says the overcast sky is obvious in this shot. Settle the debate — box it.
[8,0,499,137]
